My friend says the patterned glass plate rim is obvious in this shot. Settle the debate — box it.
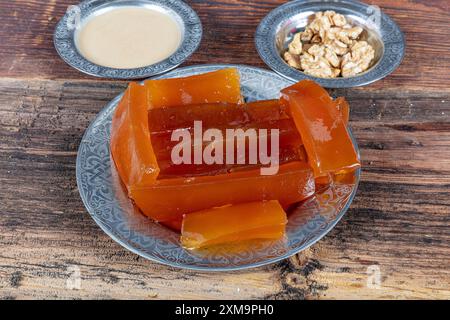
[255,0,406,88]
[76,64,361,271]
[54,0,202,79]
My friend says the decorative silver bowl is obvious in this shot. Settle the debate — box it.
[255,0,405,88]
[76,64,361,271]
[54,0,202,79]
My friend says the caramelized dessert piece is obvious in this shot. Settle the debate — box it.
[152,118,304,178]
[148,100,289,133]
[110,70,361,252]
[131,161,314,222]
[144,68,243,108]
[281,80,360,177]
[313,97,351,191]
[181,200,287,249]
[155,142,304,178]
[148,101,304,178]
[111,68,244,188]
[111,78,315,223]
[110,82,160,186]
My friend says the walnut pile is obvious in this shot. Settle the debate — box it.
[283,11,375,78]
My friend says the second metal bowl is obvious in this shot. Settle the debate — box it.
[255,0,405,88]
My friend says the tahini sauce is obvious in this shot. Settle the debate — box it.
[76,7,182,69]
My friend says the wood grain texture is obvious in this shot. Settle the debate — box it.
[0,78,448,299]
[0,0,449,300]
[0,0,449,90]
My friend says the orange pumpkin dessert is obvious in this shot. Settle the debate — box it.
[181,201,287,250]
[143,68,244,108]
[281,80,360,177]
[110,68,359,250]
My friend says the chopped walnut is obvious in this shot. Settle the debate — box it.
[332,13,347,27]
[288,32,302,55]
[341,41,375,77]
[325,27,340,41]
[311,34,322,44]
[301,53,340,78]
[337,26,363,45]
[300,28,314,42]
[282,10,375,78]
[307,44,325,57]
[302,43,313,53]
[325,39,349,56]
[325,47,340,68]
[284,51,301,69]
[351,40,374,59]
[308,43,340,71]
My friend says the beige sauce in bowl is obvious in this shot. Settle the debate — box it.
[75,6,182,69]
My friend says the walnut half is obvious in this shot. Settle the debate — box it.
[341,41,375,77]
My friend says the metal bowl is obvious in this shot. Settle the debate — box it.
[54,0,202,79]
[255,0,405,88]
[76,64,360,271]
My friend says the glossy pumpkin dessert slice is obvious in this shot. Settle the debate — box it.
[131,160,314,222]
[111,72,358,233]
[110,82,160,187]
[144,68,244,108]
[111,72,315,223]
[147,100,304,178]
[181,200,287,249]
[111,68,245,188]
[281,80,360,177]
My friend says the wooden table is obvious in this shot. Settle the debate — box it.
[0,0,449,300]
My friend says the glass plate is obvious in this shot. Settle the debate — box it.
[76,64,360,271]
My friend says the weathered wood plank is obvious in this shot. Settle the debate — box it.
[0,0,449,91]
[0,78,448,299]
